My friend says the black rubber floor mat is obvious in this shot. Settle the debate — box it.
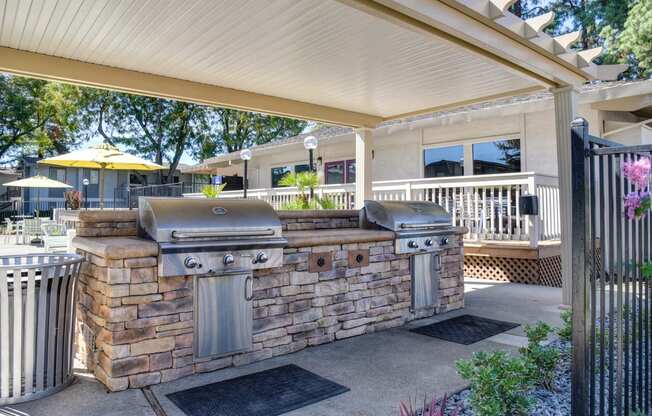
[166,364,349,416]
[411,314,520,345]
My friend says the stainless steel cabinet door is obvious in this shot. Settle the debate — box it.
[194,272,253,359]
[410,252,441,311]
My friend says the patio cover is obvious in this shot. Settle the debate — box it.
[0,0,625,127]
[0,0,627,309]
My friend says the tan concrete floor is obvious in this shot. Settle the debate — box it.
[1,279,563,416]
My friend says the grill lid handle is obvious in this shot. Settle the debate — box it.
[399,223,452,229]
[171,228,276,240]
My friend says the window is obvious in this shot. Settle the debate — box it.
[271,166,292,188]
[271,164,312,188]
[48,168,67,198]
[325,160,355,184]
[294,164,310,174]
[473,139,521,175]
[83,169,99,198]
[423,145,464,178]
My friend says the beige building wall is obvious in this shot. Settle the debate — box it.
[209,104,646,190]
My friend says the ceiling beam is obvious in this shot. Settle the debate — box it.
[0,47,384,128]
[339,0,588,87]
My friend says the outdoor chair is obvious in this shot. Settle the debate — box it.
[41,223,69,253]
[20,218,44,244]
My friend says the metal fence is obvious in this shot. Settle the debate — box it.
[571,118,652,415]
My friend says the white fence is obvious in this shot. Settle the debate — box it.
[188,172,561,246]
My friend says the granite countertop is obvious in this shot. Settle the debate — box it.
[72,236,158,259]
[284,228,395,248]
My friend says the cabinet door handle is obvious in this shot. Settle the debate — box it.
[244,276,254,301]
[434,254,442,272]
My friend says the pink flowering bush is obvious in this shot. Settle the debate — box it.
[622,157,651,190]
[622,157,652,220]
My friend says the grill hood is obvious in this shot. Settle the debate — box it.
[361,200,451,231]
[139,197,283,243]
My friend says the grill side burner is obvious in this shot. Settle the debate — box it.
[360,200,456,312]
[139,197,287,359]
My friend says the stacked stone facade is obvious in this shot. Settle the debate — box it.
[57,209,138,237]
[279,210,359,231]
[74,232,464,392]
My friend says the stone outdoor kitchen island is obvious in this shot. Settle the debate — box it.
[71,209,466,391]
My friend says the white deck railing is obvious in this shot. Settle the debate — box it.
[188,172,561,246]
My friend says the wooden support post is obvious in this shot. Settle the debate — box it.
[553,85,579,306]
[355,128,374,209]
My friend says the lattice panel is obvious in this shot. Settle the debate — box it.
[539,256,562,287]
[464,255,562,287]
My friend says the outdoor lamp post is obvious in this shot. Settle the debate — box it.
[240,148,252,198]
[303,135,318,199]
[82,178,89,210]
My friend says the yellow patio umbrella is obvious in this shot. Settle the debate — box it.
[3,175,72,218]
[38,143,164,209]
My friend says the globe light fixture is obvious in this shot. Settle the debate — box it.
[240,148,252,161]
[82,178,90,209]
[303,136,318,199]
[240,148,252,198]
[303,135,318,150]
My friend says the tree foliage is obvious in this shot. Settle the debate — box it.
[82,90,209,183]
[0,74,83,163]
[191,108,307,161]
[512,0,651,78]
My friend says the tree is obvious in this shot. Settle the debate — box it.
[603,0,652,78]
[511,0,648,78]
[84,90,208,183]
[192,108,307,161]
[0,74,83,163]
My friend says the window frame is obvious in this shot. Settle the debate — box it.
[270,162,311,188]
[324,159,355,185]
[422,134,522,177]
[471,137,522,175]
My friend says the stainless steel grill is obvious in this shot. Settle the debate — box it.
[139,197,287,277]
[360,200,456,312]
[360,200,454,254]
[139,197,287,359]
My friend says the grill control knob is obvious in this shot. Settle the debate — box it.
[407,240,419,249]
[223,254,235,266]
[254,252,269,264]
[440,237,450,246]
[184,256,199,269]
[424,239,433,247]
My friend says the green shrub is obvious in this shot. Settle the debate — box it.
[456,351,532,416]
[316,195,337,209]
[558,309,572,341]
[201,183,226,198]
[519,322,559,390]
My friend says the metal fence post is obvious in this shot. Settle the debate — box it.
[571,117,592,416]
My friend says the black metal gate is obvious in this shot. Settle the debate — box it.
[571,118,652,415]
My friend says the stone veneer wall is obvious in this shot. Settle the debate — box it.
[57,209,138,237]
[74,234,464,391]
[279,210,359,231]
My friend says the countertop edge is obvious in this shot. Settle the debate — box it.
[284,229,395,248]
[72,236,158,259]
